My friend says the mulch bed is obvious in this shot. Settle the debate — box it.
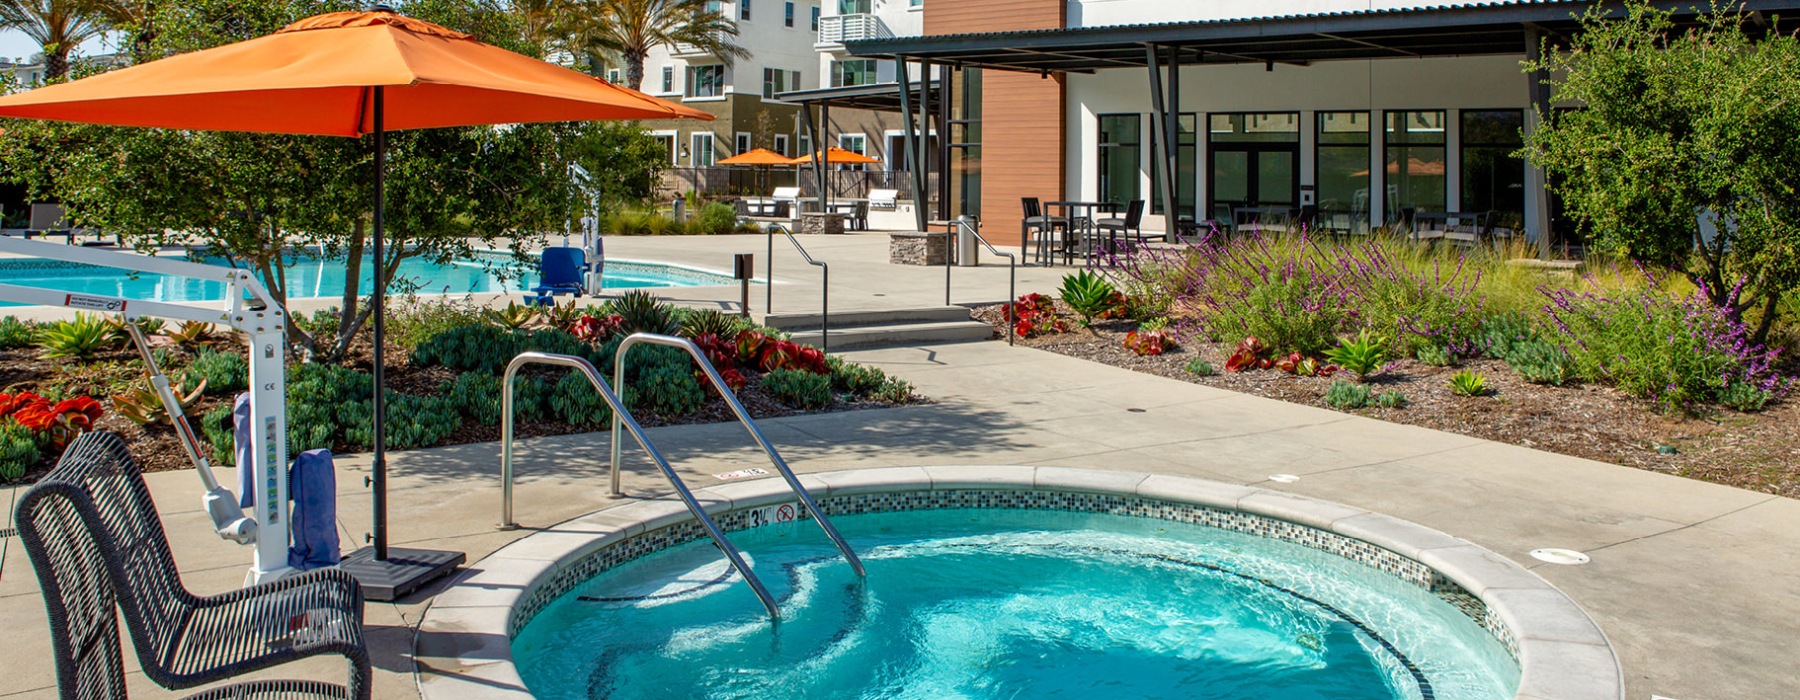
[971,303,1800,499]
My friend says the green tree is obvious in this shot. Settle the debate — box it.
[0,0,643,360]
[0,0,116,81]
[555,0,748,91]
[1522,1,1800,340]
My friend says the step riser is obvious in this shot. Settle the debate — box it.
[790,324,993,350]
[764,306,972,330]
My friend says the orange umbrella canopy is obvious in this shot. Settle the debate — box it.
[788,146,881,166]
[0,10,712,136]
[718,148,796,166]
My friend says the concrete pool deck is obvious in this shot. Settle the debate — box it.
[0,232,1794,699]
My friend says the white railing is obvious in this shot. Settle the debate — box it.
[816,14,891,46]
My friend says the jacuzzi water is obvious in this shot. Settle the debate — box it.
[512,509,1519,700]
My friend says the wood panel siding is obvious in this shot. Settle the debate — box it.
[925,0,1062,34]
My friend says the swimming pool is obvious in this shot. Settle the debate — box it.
[0,251,737,308]
[432,468,1620,700]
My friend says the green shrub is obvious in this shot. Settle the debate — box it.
[1375,390,1407,409]
[390,298,484,350]
[1221,277,1347,356]
[0,316,36,349]
[1323,380,1372,409]
[1325,330,1387,380]
[550,371,613,427]
[1184,358,1217,377]
[763,368,833,410]
[510,376,551,423]
[448,372,503,426]
[0,421,42,481]
[1414,345,1456,367]
[631,359,706,416]
[687,202,742,235]
[1719,381,1774,412]
[873,378,914,404]
[612,290,679,336]
[679,308,746,340]
[829,360,889,396]
[184,348,249,395]
[37,313,113,359]
[1449,370,1490,397]
[202,404,236,465]
[1480,312,1574,385]
[342,393,460,450]
[1338,242,1486,357]
[286,363,373,453]
[410,325,598,375]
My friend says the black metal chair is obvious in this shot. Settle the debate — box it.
[1095,199,1147,246]
[1020,197,1067,266]
[15,431,369,700]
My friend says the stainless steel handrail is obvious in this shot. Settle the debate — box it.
[942,218,1017,346]
[613,333,866,581]
[764,223,830,352]
[498,350,803,620]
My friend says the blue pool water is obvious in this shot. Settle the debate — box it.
[513,509,1518,700]
[0,252,736,307]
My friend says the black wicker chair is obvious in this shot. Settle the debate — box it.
[14,431,369,700]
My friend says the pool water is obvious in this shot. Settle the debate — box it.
[0,253,734,307]
[513,509,1518,700]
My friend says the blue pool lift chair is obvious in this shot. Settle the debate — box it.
[527,246,585,306]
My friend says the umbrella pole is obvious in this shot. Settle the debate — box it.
[341,84,465,601]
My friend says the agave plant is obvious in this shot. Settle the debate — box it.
[103,316,165,349]
[1057,270,1120,327]
[1325,330,1387,381]
[37,313,114,359]
[613,290,678,335]
[113,379,208,426]
[679,308,745,340]
[1449,370,1490,397]
[165,320,227,350]
[536,298,583,331]
[484,300,537,329]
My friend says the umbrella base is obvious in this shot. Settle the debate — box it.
[340,546,466,602]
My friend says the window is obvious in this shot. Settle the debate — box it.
[910,0,922,6]
[736,132,752,154]
[1316,111,1372,230]
[839,134,867,171]
[1148,114,1198,217]
[740,0,750,20]
[773,134,790,156]
[799,134,812,158]
[605,68,621,84]
[831,59,876,88]
[661,66,674,93]
[785,1,794,26]
[1460,110,1526,227]
[1097,114,1142,206]
[654,134,677,164]
[763,68,800,99]
[810,5,819,31]
[705,0,723,14]
[839,0,869,12]
[1207,113,1300,217]
[692,132,716,166]
[686,64,725,98]
[1384,110,1447,221]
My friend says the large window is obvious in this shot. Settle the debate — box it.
[1097,114,1142,206]
[1316,111,1371,231]
[839,0,869,12]
[1148,113,1197,217]
[763,68,800,99]
[1384,110,1447,221]
[952,67,982,218]
[830,59,875,88]
[686,64,725,97]
[691,132,716,166]
[1208,112,1300,218]
[1461,109,1525,227]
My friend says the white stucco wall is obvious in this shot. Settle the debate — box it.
[1064,54,1537,232]
[1068,0,1512,27]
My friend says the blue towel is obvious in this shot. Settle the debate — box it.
[287,449,341,570]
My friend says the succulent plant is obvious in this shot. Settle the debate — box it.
[612,290,678,336]
[37,313,114,359]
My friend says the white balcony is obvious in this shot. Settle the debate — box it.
[816,14,892,48]
[672,27,732,57]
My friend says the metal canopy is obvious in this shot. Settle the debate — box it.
[775,80,939,112]
[844,0,1800,72]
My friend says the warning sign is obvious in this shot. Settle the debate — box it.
[64,294,126,312]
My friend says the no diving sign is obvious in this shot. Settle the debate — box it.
[746,502,799,528]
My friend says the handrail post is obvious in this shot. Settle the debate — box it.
[768,224,830,353]
[948,219,1016,346]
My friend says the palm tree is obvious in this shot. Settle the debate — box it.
[561,0,749,92]
[0,0,115,81]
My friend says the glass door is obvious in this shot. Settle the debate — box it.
[1207,113,1299,220]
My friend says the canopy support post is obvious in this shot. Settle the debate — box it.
[1146,44,1179,244]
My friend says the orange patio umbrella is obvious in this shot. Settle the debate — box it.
[787,146,881,166]
[0,5,712,596]
[718,147,796,193]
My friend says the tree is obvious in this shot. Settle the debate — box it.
[1522,1,1800,341]
[0,0,114,81]
[0,0,652,360]
[557,0,748,91]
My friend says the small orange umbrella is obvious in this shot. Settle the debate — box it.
[0,5,712,588]
[787,146,881,166]
[718,148,794,166]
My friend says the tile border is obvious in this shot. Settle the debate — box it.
[415,466,1622,700]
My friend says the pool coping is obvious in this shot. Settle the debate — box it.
[413,466,1623,700]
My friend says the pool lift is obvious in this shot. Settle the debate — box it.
[569,163,605,295]
[0,235,300,587]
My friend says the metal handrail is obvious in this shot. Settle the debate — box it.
[942,218,1017,346]
[499,348,846,621]
[764,223,830,352]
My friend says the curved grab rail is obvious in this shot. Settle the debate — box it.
[764,223,830,352]
[613,333,866,580]
[499,350,789,620]
[943,218,1018,346]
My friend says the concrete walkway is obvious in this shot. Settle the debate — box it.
[0,232,1794,699]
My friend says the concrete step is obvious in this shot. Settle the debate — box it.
[788,320,995,350]
[763,305,974,331]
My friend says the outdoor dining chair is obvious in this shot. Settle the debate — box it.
[1020,197,1067,265]
[15,431,370,700]
[1095,199,1147,245]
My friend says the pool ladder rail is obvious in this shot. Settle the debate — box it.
[498,333,867,620]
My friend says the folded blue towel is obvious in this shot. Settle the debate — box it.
[232,393,253,509]
[288,449,341,570]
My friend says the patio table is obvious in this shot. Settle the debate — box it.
[1045,201,1119,264]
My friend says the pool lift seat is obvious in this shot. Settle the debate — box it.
[499,334,866,620]
[527,246,586,306]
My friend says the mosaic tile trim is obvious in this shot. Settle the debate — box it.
[507,489,1517,660]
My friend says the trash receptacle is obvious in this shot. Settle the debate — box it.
[955,215,979,267]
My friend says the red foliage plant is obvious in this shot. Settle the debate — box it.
[1275,352,1339,377]
[572,314,624,343]
[1123,329,1176,356]
[2,392,104,450]
[1224,337,1274,372]
[734,329,769,366]
[1009,293,1071,338]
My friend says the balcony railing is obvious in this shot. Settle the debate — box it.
[816,14,891,47]
[672,27,732,56]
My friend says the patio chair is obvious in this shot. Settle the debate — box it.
[867,189,899,210]
[528,246,585,306]
[1410,211,1450,244]
[1020,197,1066,265]
[1095,199,1147,245]
[848,200,870,231]
[14,431,370,700]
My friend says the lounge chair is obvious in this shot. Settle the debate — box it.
[15,431,370,699]
[528,246,585,306]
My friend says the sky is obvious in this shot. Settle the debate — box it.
[0,30,123,65]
